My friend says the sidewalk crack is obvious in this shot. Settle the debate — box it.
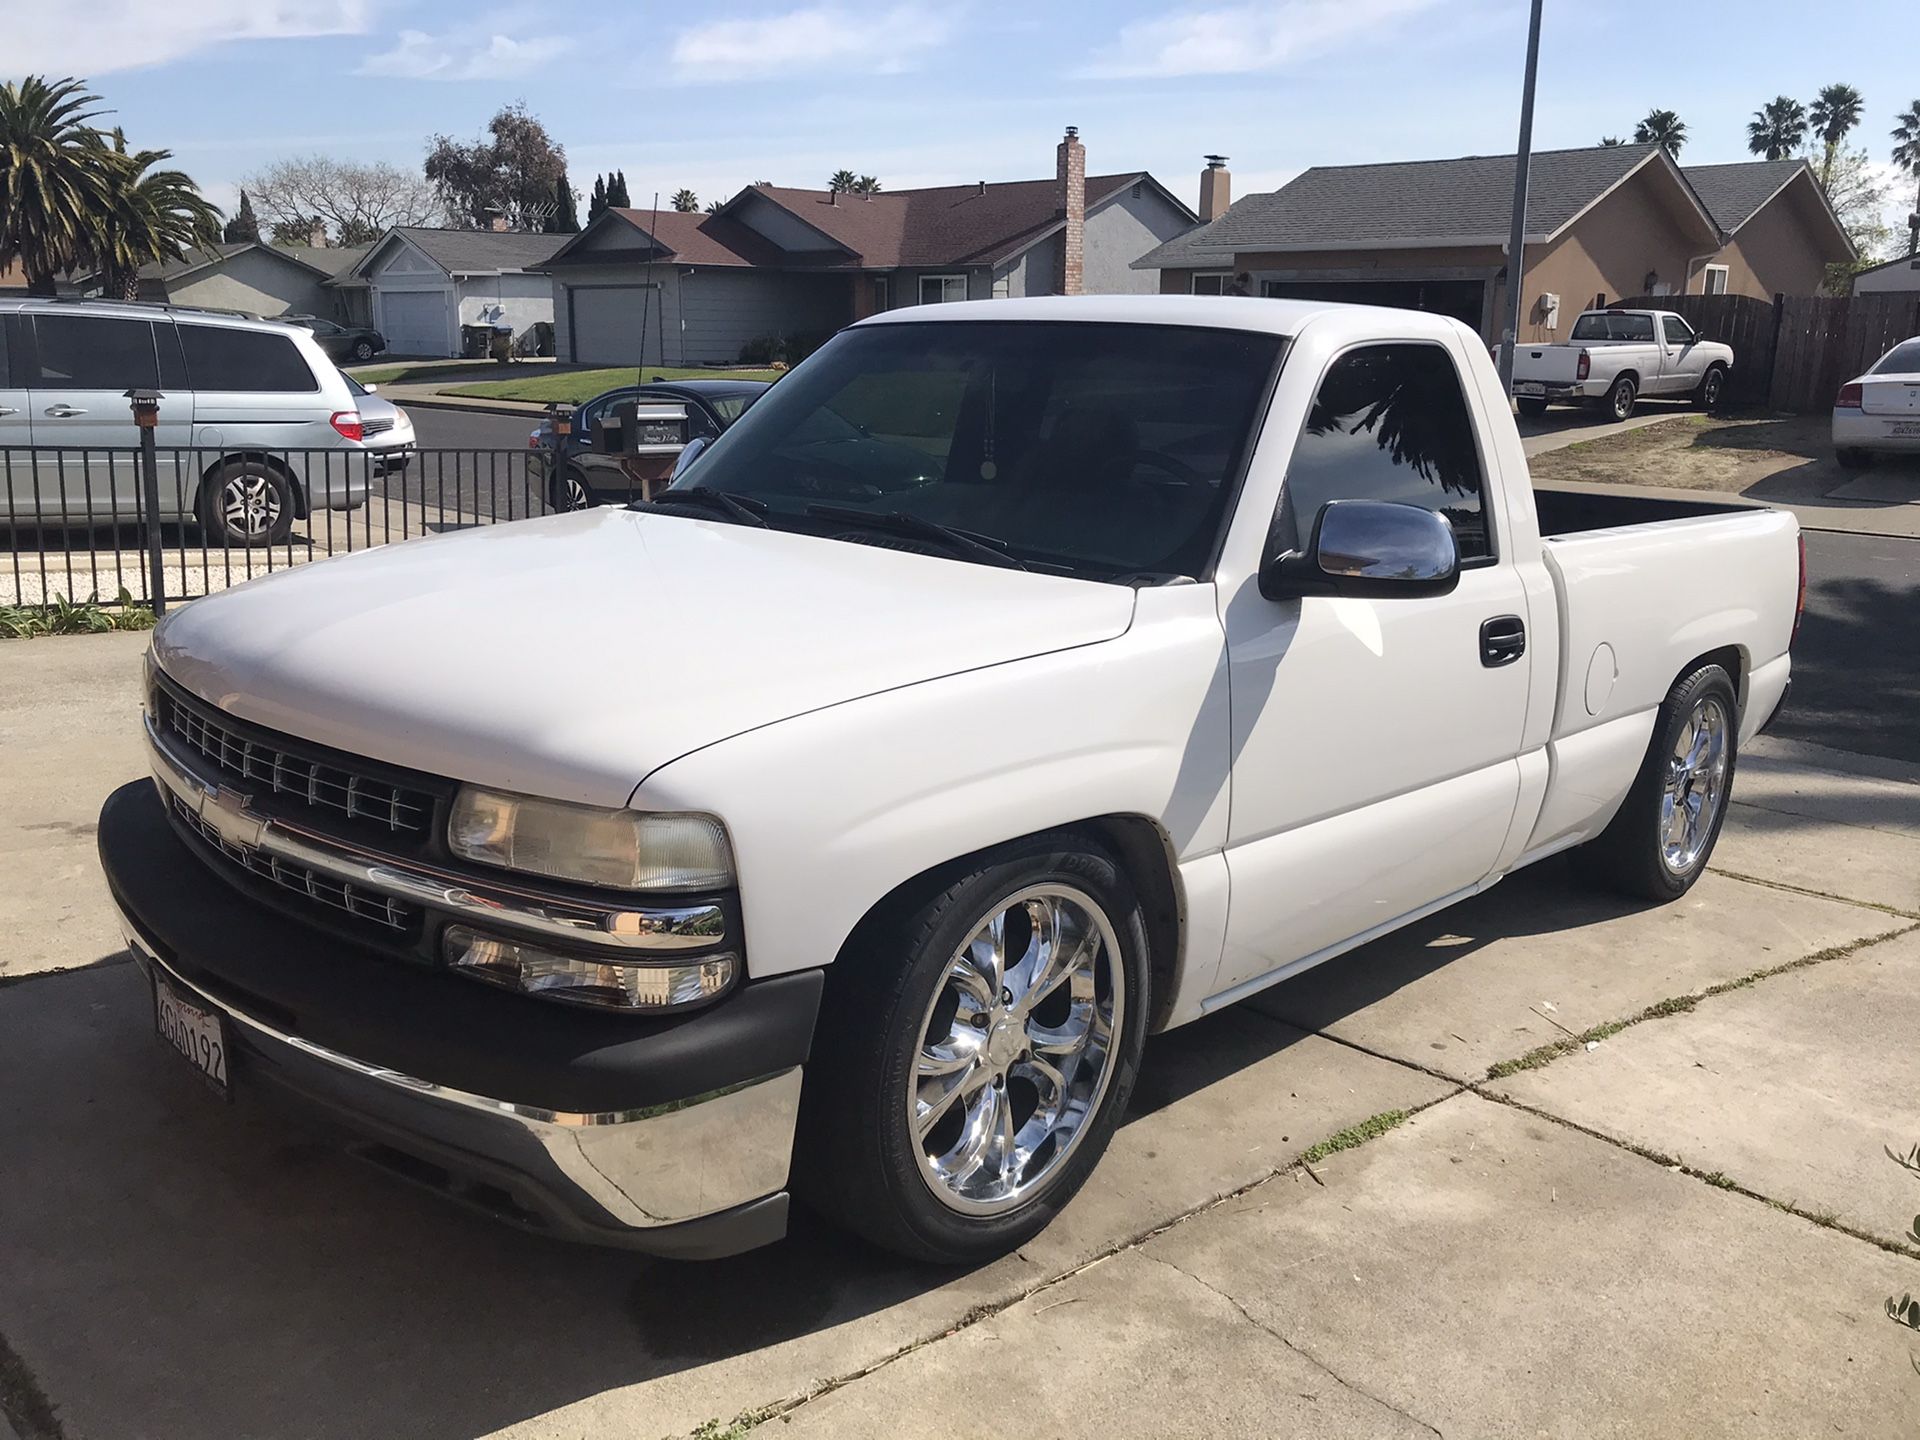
[1146,1252,1443,1438]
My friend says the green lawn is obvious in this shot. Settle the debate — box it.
[443,366,783,403]
[344,362,482,386]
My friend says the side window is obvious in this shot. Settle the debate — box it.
[1661,315,1694,346]
[1280,343,1492,563]
[156,323,189,390]
[28,315,159,389]
[178,325,318,393]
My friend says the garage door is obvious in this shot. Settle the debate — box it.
[569,285,662,365]
[379,289,450,357]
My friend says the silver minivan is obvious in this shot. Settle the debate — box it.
[0,299,371,546]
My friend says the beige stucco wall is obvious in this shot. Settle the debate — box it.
[1512,175,1702,342]
[163,248,334,317]
[1702,183,1838,299]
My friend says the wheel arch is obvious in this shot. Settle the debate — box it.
[1674,643,1747,715]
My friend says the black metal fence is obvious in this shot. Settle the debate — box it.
[2,443,564,612]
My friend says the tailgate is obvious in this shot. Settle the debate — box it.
[1861,377,1920,416]
[1512,346,1581,386]
[1540,507,1799,743]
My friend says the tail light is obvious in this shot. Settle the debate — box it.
[1790,532,1807,646]
[329,411,364,442]
[1835,382,1863,409]
[1576,350,1591,382]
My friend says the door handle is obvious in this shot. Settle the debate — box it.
[0,407,17,418]
[1480,615,1526,668]
[43,404,88,418]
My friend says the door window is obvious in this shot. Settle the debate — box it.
[1279,343,1492,562]
[27,315,160,389]
[177,324,318,392]
[1661,315,1695,346]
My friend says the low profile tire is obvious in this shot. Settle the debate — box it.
[1695,365,1726,411]
[352,339,376,363]
[1517,397,1549,418]
[1585,662,1739,902]
[797,834,1150,1264]
[201,461,294,547]
[1605,375,1638,421]
[550,465,591,512]
[1836,447,1873,471]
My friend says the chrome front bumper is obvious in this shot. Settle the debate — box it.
[117,907,803,1257]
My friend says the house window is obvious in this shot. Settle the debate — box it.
[1703,264,1729,296]
[918,274,968,305]
[871,276,889,312]
[1191,273,1232,296]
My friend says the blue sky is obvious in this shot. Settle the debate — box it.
[11,1,1916,241]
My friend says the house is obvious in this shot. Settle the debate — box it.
[1685,159,1854,298]
[1136,145,1854,344]
[540,128,1196,366]
[1850,252,1920,297]
[345,226,569,357]
[114,241,369,320]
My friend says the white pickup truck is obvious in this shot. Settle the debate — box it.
[1511,307,1733,419]
[101,296,1801,1265]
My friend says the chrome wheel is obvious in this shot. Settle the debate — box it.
[908,885,1123,1216]
[1660,695,1730,874]
[558,470,590,511]
[223,473,281,538]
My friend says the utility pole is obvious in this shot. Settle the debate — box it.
[1497,0,1545,396]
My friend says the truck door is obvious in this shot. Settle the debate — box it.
[1658,313,1704,394]
[1213,339,1533,997]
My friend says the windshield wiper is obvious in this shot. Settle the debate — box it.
[635,489,768,528]
[805,504,1028,571]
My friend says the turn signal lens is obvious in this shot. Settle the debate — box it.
[449,788,734,892]
[330,410,365,441]
[445,926,737,1011]
[1576,350,1591,381]
[1835,383,1863,410]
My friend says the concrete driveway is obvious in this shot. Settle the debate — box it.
[3,634,1917,1439]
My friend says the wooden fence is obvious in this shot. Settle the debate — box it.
[1617,291,1920,413]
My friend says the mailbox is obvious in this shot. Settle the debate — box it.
[593,402,691,456]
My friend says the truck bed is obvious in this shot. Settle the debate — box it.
[1533,486,1757,538]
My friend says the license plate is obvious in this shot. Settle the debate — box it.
[1517,383,1546,396]
[154,977,230,1098]
[1891,421,1920,437]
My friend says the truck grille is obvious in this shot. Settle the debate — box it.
[157,683,436,839]
[170,793,417,934]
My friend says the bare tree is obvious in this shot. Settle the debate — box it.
[425,103,566,232]
[243,155,440,244]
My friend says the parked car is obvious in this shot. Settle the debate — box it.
[290,315,388,365]
[0,299,372,546]
[1833,335,1920,470]
[101,296,1800,1266]
[345,374,414,475]
[1511,308,1733,419]
[527,379,768,510]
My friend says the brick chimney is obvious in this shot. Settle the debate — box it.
[306,218,327,247]
[1200,155,1231,223]
[1056,125,1085,296]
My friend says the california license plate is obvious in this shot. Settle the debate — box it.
[154,977,230,1098]
[1890,421,1920,437]
[1517,383,1546,397]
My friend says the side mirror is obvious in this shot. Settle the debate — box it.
[1260,500,1460,601]
[362,382,379,394]
[671,435,710,480]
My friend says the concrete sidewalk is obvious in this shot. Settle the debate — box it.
[2,638,1917,1439]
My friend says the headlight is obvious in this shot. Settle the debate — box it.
[445,925,736,1011]
[448,788,734,892]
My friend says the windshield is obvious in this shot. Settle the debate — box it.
[1570,312,1655,342]
[671,321,1284,581]
[1873,340,1920,375]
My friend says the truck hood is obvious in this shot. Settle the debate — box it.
[153,508,1136,807]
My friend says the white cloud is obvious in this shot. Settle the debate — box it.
[357,28,572,81]
[1079,0,1440,79]
[8,0,371,76]
[670,5,952,81]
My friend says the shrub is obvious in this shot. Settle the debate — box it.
[0,588,158,639]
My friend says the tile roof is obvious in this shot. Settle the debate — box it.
[1136,143,1701,269]
[1681,159,1809,232]
[385,227,570,275]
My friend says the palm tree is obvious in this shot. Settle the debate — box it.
[853,175,882,195]
[1633,109,1687,156]
[89,129,222,300]
[1598,135,1625,147]
[827,168,858,193]
[1808,83,1865,187]
[1894,101,1920,255]
[670,187,698,213]
[0,76,117,295]
[1747,96,1808,161]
